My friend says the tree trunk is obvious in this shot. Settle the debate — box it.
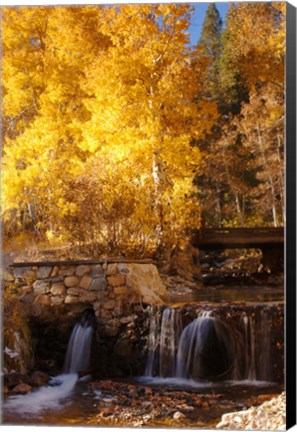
[256,124,278,227]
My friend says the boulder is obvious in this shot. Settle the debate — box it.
[120,263,166,305]
[30,370,50,387]
[12,383,32,394]
[168,242,201,281]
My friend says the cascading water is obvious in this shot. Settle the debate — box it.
[145,307,182,377]
[63,317,94,374]
[239,309,272,382]
[4,309,95,419]
[176,311,237,380]
[144,307,273,383]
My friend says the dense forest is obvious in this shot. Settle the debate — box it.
[2,2,285,257]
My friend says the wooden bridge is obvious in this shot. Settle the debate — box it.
[192,226,284,272]
[192,227,284,250]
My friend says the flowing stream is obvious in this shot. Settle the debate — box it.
[3,310,94,422]
[3,288,283,426]
[142,305,275,386]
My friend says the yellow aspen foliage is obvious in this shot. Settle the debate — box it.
[2,5,218,254]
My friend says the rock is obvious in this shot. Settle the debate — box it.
[51,266,60,277]
[65,295,79,304]
[21,286,32,295]
[216,392,286,431]
[79,275,92,289]
[90,277,107,291]
[79,291,98,303]
[104,300,117,310]
[51,283,66,296]
[114,286,128,295]
[173,411,186,420]
[201,263,210,271]
[33,280,50,295]
[106,264,119,276]
[103,325,119,337]
[4,372,27,389]
[169,242,201,281]
[67,287,80,296]
[37,266,52,279]
[64,276,79,287]
[76,265,91,276]
[119,316,135,324]
[51,296,64,305]
[114,339,132,357]
[20,294,34,304]
[124,263,166,305]
[2,268,15,282]
[90,265,104,277]
[12,383,32,394]
[34,295,51,306]
[30,370,50,387]
[107,274,126,287]
[59,267,76,276]
[23,269,37,282]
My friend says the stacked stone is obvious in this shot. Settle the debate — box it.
[3,263,132,319]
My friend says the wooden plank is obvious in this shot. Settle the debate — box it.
[9,258,155,268]
[192,226,284,249]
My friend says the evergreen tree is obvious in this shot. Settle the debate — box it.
[197,3,222,101]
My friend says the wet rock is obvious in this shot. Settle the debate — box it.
[173,411,186,420]
[4,372,28,389]
[12,383,32,394]
[30,370,50,387]
[103,325,119,337]
[114,339,132,357]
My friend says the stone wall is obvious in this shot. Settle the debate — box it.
[2,260,167,376]
[3,260,166,319]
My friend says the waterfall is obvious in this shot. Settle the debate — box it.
[144,307,273,383]
[145,307,182,377]
[240,310,271,382]
[176,311,236,380]
[64,311,94,374]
